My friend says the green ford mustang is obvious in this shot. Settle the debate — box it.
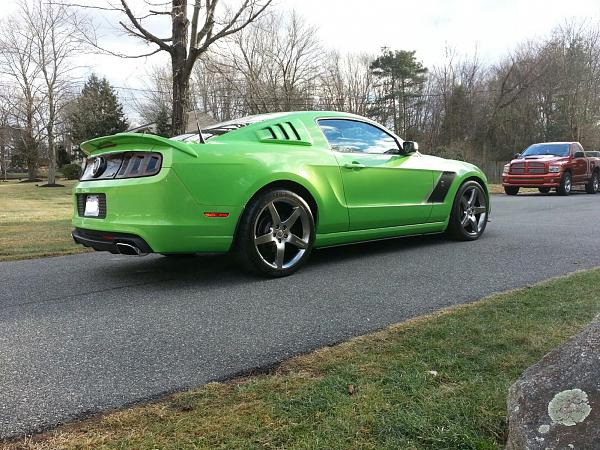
[72,111,489,277]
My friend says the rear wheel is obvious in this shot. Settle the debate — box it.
[557,172,572,196]
[447,180,488,241]
[504,186,519,196]
[235,189,315,277]
[585,171,599,194]
[538,187,551,194]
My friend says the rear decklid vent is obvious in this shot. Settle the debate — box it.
[256,120,313,146]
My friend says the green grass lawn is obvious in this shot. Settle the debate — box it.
[0,180,89,261]
[7,268,600,450]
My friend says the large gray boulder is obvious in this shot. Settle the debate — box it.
[506,315,600,449]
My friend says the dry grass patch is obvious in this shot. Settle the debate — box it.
[0,180,89,261]
[487,184,540,195]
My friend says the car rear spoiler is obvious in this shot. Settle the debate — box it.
[80,133,198,158]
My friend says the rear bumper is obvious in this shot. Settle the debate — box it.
[72,228,153,254]
[502,173,561,188]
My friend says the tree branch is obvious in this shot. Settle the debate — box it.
[119,0,172,53]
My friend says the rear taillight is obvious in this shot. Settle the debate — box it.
[116,153,162,179]
[81,152,162,181]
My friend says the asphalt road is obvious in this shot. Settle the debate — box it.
[2,192,600,439]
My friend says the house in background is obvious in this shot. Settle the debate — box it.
[127,111,217,135]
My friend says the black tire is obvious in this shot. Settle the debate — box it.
[234,189,315,277]
[446,180,488,241]
[557,171,572,196]
[538,187,551,194]
[585,171,599,194]
[504,186,520,196]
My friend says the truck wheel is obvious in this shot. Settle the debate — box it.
[504,186,519,196]
[557,172,572,196]
[538,187,551,194]
[585,171,599,194]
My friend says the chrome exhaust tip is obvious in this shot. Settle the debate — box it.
[116,242,148,257]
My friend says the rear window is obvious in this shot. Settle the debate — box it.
[171,113,288,143]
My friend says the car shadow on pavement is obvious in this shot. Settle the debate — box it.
[309,233,445,268]
[90,232,478,287]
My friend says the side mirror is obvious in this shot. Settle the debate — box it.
[514,153,522,159]
[574,151,585,158]
[403,141,419,153]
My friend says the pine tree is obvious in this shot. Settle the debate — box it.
[154,104,172,138]
[67,74,129,144]
[370,49,428,138]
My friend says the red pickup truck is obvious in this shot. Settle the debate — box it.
[502,142,600,195]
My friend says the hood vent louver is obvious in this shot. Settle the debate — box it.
[256,119,313,146]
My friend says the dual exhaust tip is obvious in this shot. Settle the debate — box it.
[116,242,148,257]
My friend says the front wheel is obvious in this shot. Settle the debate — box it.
[446,180,488,241]
[538,187,551,194]
[557,172,572,196]
[585,171,599,194]
[234,189,315,277]
[504,186,519,195]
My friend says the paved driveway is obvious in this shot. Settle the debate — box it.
[1,193,599,438]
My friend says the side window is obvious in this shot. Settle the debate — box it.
[318,119,400,154]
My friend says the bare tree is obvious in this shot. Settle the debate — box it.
[134,65,173,124]
[22,0,83,185]
[320,51,373,115]
[0,16,45,180]
[205,10,323,113]
[87,0,272,135]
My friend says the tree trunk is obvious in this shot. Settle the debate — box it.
[47,93,57,185]
[47,128,56,185]
[0,143,6,182]
[26,149,37,180]
[172,65,190,136]
[24,133,38,180]
[170,0,190,136]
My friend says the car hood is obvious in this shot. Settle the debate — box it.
[509,155,570,164]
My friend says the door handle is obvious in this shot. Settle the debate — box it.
[343,161,366,169]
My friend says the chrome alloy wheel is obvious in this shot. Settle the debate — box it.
[459,186,487,236]
[593,174,599,192]
[564,174,572,193]
[253,199,311,270]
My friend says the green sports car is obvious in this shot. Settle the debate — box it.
[72,111,489,277]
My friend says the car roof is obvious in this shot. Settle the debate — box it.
[530,141,577,145]
[203,111,361,129]
[174,111,403,145]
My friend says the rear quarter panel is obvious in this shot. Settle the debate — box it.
[172,120,349,234]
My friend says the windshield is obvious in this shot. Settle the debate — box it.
[171,112,288,143]
[521,143,571,157]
